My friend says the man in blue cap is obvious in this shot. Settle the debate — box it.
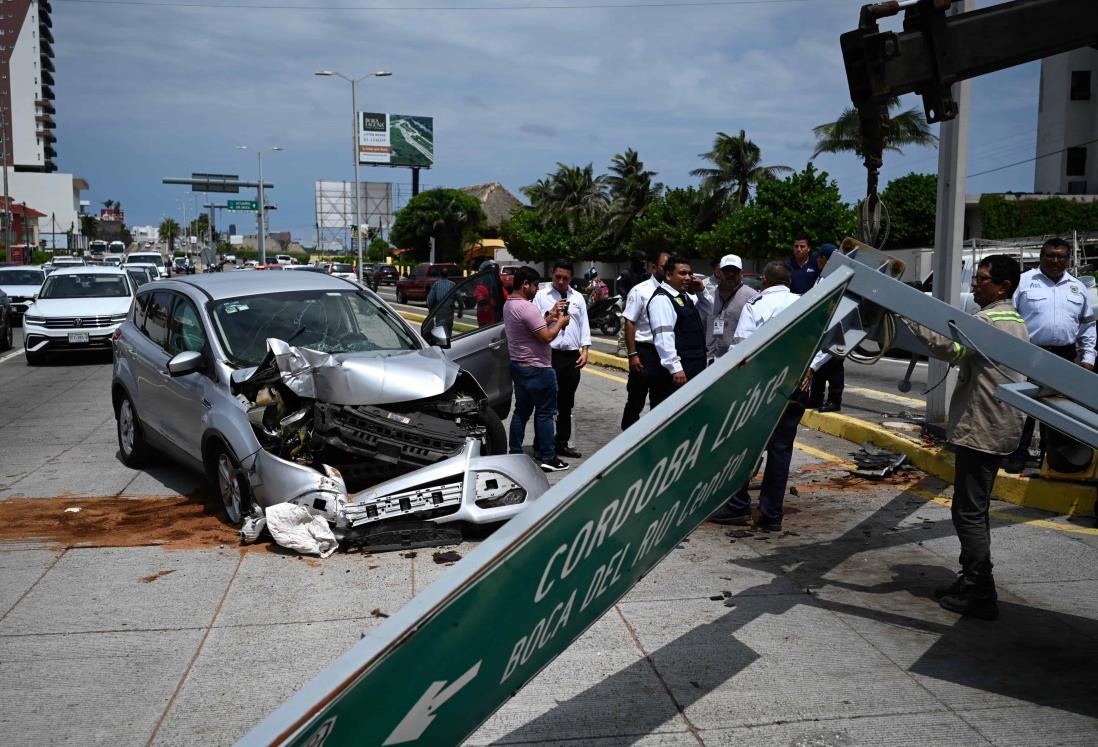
[808,243,845,411]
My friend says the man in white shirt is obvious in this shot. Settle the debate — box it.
[710,261,828,531]
[646,255,712,407]
[534,261,591,459]
[1005,238,1096,472]
[621,251,668,429]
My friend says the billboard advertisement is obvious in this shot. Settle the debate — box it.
[358,112,434,168]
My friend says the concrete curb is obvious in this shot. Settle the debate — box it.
[397,310,1095,518]
[801,410,1097,519]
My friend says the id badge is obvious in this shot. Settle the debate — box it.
[713,318,726,335]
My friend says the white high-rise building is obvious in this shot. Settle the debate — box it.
[1,0,56,172]
[1035,48,1098,195]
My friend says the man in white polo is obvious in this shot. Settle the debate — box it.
[620,251,669,429]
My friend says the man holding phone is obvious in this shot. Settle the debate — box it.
[535,261,591,459]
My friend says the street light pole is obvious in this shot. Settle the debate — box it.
[237,145,284,266]
[315,69,391,284]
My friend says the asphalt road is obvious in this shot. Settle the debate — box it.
[1,326,1096,745]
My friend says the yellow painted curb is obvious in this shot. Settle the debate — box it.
[588,349,628,371]
[801,410,1097,519]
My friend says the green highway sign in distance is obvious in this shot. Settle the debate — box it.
[227,200,258,211]
[240,269,853,747]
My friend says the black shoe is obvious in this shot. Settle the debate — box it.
[932,576,964,600]
[540,458,569,473]
[1002,455,1026,474]
[939,591,999,620]
[556,446,583,459]
[754,516,782,532]
[818,402,842,413]
[708,504,751,525]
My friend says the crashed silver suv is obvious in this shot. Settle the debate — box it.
[111,270,546,549]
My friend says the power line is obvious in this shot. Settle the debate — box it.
[968,137,1098,179]
[57,0,827,10]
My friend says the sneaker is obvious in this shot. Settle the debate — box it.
[540,458,569,473]
[708,504,751,525]
[754,516,783,532]
[939,591,999,620]
[556,446,583,459]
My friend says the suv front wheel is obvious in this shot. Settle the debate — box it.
[210,444,252,525]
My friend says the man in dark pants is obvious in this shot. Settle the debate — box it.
[646,254,710,407]
[534,261,590,459]
[1004,238,1095,472]
[621,251,668,429]
[807,243,845,411]
[901,254,1028,620]
[708,261,826,531]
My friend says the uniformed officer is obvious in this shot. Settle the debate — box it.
[646,254,711,407]
[709,261,827,531]
[621,251,669,429]
[704,253,759,363]
[1004,238,1096,472]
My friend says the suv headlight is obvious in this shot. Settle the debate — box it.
[24,315,44,324]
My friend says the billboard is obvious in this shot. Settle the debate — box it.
[314,181,393,231]
[358,112,434,168]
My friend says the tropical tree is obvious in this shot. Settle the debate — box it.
[604,148,658,246]
[880,172,937,248]
[811,97,938,160]
[536,163,610,237]
[389,188,487,263]
[690,130,791,208]
[159,217,180,254]
[80,214,98,240]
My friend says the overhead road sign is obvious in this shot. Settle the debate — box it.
[227,200,258,211]
[162,178,273,190]
[240,269,853,747]
[191,172,240,193]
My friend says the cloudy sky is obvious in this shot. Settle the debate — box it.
[52,0,1040,241]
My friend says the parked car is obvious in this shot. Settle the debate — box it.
[373,264,400,286]
[275,254,297,266]
[325,262,356,282]
[0,290,11,351]
[23,267,135,364]
[396,263,463,304]
[0,266,46,322]
[110,269,539,550]
[173,256,195,275]
[102,256,123,267]
[127,251,170,278]
[125,262,162,281]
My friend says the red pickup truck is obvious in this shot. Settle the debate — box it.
[395,262,463,304]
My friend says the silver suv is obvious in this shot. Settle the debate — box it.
[111,269,544,548]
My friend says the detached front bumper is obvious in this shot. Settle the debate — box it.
[241,439,549,545]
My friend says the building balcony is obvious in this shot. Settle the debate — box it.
[44,144,57,158]
[40,0,53,15]
[35,100,55,115]
[44,160,57,173]
[39,10,52,28]
[41,69,54,87]
[39,23,53,44]
[40,85,54,101]
[36,129,56,142]
[35,114,54,126]
[40,54,54,73]
[39,38,53,58]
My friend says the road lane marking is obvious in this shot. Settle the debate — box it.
[796,443,856,467]
[0,347,24,365]
[586,366,628,384]
[846,386,923,407]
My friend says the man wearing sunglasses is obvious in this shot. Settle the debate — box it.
[900,254,1028,620]
[1005,238,1096,472]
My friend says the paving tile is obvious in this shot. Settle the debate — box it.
[959,704,1098,746]
[0,547,59,618]
[697,710,991,746]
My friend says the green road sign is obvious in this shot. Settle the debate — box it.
[227,200,258,211]
[241,270,853,747]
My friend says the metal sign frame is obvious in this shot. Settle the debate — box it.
[239,270,852,747]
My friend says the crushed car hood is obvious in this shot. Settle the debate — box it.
[233,338,459,405]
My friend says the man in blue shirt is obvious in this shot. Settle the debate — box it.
[785,235,818,294]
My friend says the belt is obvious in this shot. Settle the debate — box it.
[552,348,581,355]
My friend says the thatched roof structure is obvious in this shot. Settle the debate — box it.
[459,182,523,230]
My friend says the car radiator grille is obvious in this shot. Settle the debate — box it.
[41,315,120,329]
[314,402,475,469]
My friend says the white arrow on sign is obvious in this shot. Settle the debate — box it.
[382,661,482,745]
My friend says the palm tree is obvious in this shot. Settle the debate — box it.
[159,217,180,254]
[605,148,657,245]
[811,97,937,160]
[521,177,552,208]
[539,163,609,237]
[690,130,791,207]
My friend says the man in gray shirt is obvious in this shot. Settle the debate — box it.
[705,254,759,363]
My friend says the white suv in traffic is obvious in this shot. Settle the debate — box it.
[22,267,135,364]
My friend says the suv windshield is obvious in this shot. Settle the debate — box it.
[39,273,131,299]
[210,289,419,367]
[0,269,45,285]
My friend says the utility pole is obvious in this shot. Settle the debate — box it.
[927,0,973,428]
[0,107,9,251]
[257,151,266,264]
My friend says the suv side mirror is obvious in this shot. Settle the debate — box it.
[430,325,451,349]
[168,350,204,376]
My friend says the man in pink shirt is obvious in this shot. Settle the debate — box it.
[505,266,572,472]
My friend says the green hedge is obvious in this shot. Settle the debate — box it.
[979,194,1098,239]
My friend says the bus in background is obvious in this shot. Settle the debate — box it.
[107,241,126,258]
[88,240,108,261]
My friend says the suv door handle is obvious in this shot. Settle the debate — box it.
[488,340,505,350]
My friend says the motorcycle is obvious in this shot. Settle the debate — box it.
[588,294,622,336]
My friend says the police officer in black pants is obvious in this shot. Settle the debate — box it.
[646,254,710,407]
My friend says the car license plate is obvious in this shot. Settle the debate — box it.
[67,332,90,344]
